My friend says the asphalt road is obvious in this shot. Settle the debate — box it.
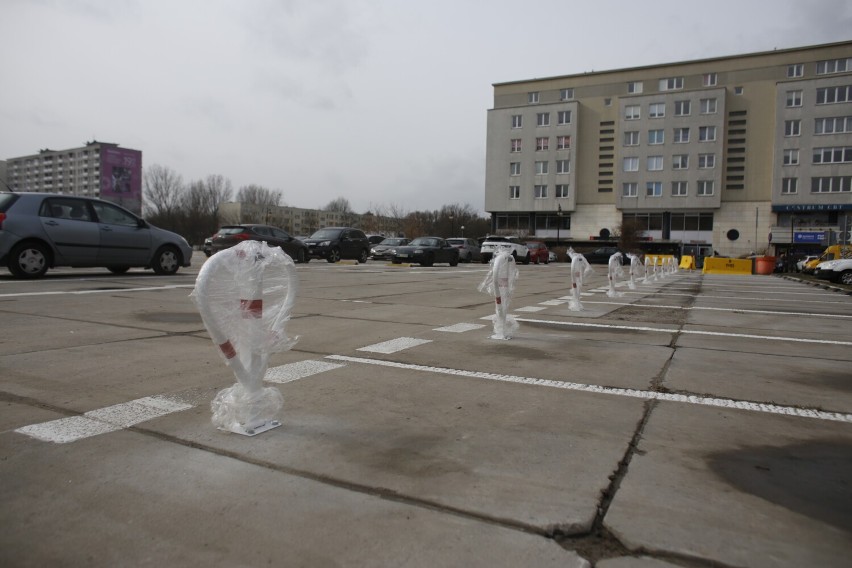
[2,251,851,567]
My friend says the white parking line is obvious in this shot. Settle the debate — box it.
[326,355,852,424]
[578,300,852,319]
[0,285,194,298]
[265,360,345,383]
[15,395,192,444]
[434,323,486,333]
[357,337,432,354]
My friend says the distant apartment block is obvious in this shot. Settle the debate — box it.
[484,41,852,256]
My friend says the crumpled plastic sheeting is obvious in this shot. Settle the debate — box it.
[478,248,519,339]
[606,252,625,298]
[626,253,645,290]
[567,248,593,311]
[191,240,299,432]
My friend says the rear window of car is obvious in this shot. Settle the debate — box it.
[0,193,20,212]
[381,238,407,245]
[219,226,247,235]
[310,228,343,239]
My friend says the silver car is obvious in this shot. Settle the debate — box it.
[0,192,192,278]
[446,237,481,263]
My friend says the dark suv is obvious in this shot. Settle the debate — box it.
[208,224,309,263]
[303,227,370,263]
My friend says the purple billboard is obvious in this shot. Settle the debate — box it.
[100,146,142,215]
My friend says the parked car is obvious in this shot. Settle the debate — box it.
[446,237,481,263]
[803,245,851,274]
[370,237,410,261]
[208,224,309,263]
[303,227,370,263]
[366,234,387,246]
[583,246,626,264]
[525,241,549,264]
[479,236,530,264]
[814,258,852,285]
[0,192,192,279]
[548,250,558,263]
[391,236,460,267]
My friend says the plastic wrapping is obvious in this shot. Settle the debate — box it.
[606,252,625,298]
[478,248,519,339]
[643,255,656,283]
[626,253,644,290]
[191,240,299,435]
[567,248,593,311]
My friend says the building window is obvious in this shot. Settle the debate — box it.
[528,92,540,104]
[781,178,798,194]
[511,115,523,128]
[556,159,571,174]
[815,116,852,134]
[556,184,569,198]
[734,86,744,95]
[699,126,717,141]
[816,58,852,75]
[647,156,664,171]
[510,162,521,176]
[623,157,639,172]
[560,88,574,100]
[648,129,664,145]
[646,182,663,196]
[509,186,520,199]
[534,185,548,198]
[783,149,799,165]
[786,90,803,107]
[622,182,638,197]
[700,98,717,114]
[813,146,852,164]
[557,110,572,125]
[537,112,550,127]
[627,81,643,94]
[703,73,718,87]
[659,77,683,91]
[672,181,688,196]
[535,161,548,175]
[624,131,640,146]
[787,64,804,78]
[816,85,852,104]
[784,120,801,137]
[536,137,549,151]
[557,135,571,149]
[697,180,714,196]
[649,102,665,118]
[673,127,690,143]
[811,176,851,193]
[511,139,522,152]
[698,154,716,169]
[674,100,691,116]
[672,154,689,169]
[625,105,641,120]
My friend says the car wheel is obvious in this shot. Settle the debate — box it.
[358,249,368,264]
[294,248,307,263]
[8,241,50,279]
[522,252,531,265]
[421,255,434,267]
[108,266,130,274]
[840,270,852,286]
[152,246,180,275]
[450,255,459,267]
[327,248,340,263]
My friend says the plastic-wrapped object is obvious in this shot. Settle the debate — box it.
[478,248,519,339]
[643,256,656,283]
[567,248,593,311]
[626,253,644,290]
[606,252,624,298]
[191,240,299,436]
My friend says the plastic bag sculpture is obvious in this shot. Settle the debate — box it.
[478,247,519,339]
[643,255,656,283]
[626,253,644,290]
[606,252,625,298]
[567,248,593,311]
[191,240,299,436]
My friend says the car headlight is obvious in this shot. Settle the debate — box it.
[319,240,331,247]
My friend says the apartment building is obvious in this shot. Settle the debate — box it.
[3,141,143,215]
[484,41,852,256]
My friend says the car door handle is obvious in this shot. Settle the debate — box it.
[45,220,59,226]
[100,226,113,232]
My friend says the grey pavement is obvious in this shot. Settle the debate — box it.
[1,251,850,567]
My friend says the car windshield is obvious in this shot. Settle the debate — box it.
[447,239,465,245]
[310,228,342,240]
[410,238,438,247]
[380,238,407,245]
[218,226,247,235]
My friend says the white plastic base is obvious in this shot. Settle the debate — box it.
[220,419,282,437]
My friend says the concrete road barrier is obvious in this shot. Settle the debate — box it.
[702,257,752,275]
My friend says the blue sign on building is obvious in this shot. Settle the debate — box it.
[794,231,825,243]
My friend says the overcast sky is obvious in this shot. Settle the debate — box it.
[1,0,850,215]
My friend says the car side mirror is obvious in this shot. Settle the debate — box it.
[137,219,148,229]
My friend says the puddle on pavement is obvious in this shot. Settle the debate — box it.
[708,439,852,532]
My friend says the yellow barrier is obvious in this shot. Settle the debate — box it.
[702,257,752,275]
[679,255,695,270]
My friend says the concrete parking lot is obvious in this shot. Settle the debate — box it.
[1,251,851,567]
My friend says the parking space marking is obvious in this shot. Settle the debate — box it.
[510,317,852,346]
[357,337,432,354]
[514,306,547,312]
[608,289,849,305]
[265,360,346,384]
[326,355,852,424]
[578,300,852,319]
[434,323,486,333]
[15,395,192,444]
[0,284,194,298]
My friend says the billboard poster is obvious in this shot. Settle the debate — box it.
[100,146,142,215]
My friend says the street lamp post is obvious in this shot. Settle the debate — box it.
[461,225,465,238]
[449,214,454,237]
[556,204,563,248]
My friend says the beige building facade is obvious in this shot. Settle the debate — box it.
[485,41,852,256]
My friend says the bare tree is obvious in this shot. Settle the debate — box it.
[143,165,183,219]
[618,217,645,254]
[324,197,357,226]
[236,185,283,207]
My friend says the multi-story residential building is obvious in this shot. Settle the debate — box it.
[3,141,143,215]
[484,41,852,257]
